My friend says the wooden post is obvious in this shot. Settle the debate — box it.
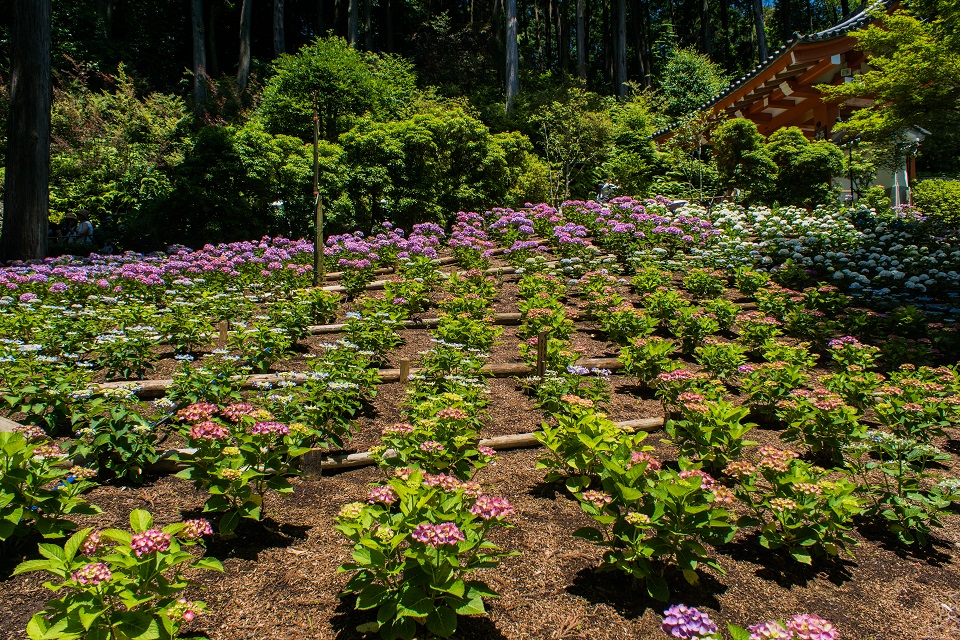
[312,100,322,287]
[398,359,410,385]
[536,330,548,378]
[217,320,228,347]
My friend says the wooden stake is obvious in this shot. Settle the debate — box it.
[217,320,228,347]
[398,358,411,385]
[312,99,322,288]
[536,330,548,378]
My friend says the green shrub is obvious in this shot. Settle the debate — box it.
[712,119,776,202]
[862,185,892,215]
[912,178,960,223]
[766,127,844,207]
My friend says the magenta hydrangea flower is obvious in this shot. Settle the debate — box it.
[748,620,791,639]
[368,486,398,505]
[423,473,461,491]
[80,531,103,556]
[478,445,496,458]
[629,451,661,471]
[661,604,718,639]
[73,562,112,586]
[130,529,172,556]
[786,614,837,640]
[249,421,289,436]
[181,519,214,539]
[678,469,716,490]
[189,421,230,440]
[411,522,465,547]
[221,403,257,422]
[383,423,414,436]
[177,402,219,423]
[469,496,515,520]
[419,440,445,453]
[581,490,612,508]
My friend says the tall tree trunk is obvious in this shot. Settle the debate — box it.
[752,0,768,61]
[546,0,553,69]
[603,0,611,87]
[614,0,626,97]
[237,0,252,91]
[208,0,220,77]
[192,0,207,118]
[840,0,849,17]
[95,0,115,38]
[274,0,285,56]
[2,0,51,261]
[505,0,519,114]
[632,0,648,86]
[384,0,394,52]
[348,0,359,46]
[364,0,372,50]
[701,0,711,54]
[534,3,542,64]
[720,0,729,62]
[781,0,793,41]
[559,0,569,71]
[576,0,587,79]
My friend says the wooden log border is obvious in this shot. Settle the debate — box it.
[0,415,664,476]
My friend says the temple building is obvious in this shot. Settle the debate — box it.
[653,1,920,205]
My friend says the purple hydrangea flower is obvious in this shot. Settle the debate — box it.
[661,604,718,639]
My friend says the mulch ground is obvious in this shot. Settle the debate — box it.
[3,261,960,640]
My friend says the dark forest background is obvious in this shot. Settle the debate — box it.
[1,1,956,250]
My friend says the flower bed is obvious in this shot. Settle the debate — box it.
[1,198,959,640]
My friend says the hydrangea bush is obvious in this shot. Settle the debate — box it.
[335,469,518,639]
[14,510,222,640]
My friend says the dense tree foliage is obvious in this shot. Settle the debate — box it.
[1,1,959,252]
[821,7,960,175]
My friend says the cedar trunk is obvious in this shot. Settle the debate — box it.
[576,0,587,78]
[1,0,51,261]
[753,0,768,61]
[237,0,253,90]
[505,0,519,114]
[348,0,359,45]
[614,0,627,97]
[701,0,711,54]
[274,0,285,56]
[192,0,207,117]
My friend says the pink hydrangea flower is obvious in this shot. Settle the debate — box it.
[368,486,398,505]
[80,531,103,556]
[469,496,515,520]
[787,614,836,640]
[411,522,465,547]
[423,473,461,491]
[249,421,289,436]
[177,402,219,423]
[130,529,171,556]
[73,563,112,586]
[419,440,445,453]
[221,403,257,422]
[748,620,791,639]
[181,519,213,539]
[189,421,230,440]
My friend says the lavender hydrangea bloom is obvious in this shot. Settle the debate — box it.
[661,605,718,639]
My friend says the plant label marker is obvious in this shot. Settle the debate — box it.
[536,330,548,378]
[399,359,411,385]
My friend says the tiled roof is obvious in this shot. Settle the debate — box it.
[650,0,895,140]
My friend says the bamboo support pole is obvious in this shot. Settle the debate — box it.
[98,357,625,399]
